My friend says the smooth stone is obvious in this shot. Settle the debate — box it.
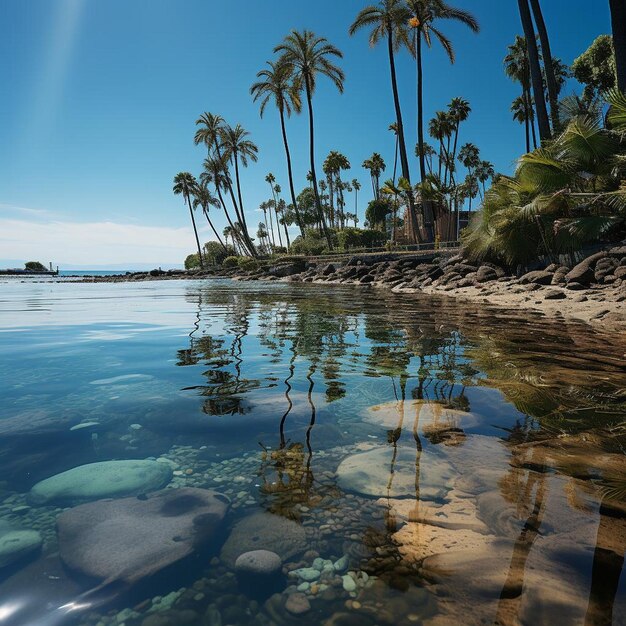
[342,575,357,592]
[0,523,42,567]
[336,446,455,500]
[220,512,306,567]
[29,459,172,504]
[333,555,349,572]
[290,567,320,582]
[58,488,229,584]
[285,592,311,615]
[234,550,282,576]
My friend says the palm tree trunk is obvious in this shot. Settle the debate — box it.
[610,0,626,92]
[354,188,358,227]
[279,107,305,236]
[518,0,551,142]
[282,215,290,249]
[387,27,421,243]
[204,210,228,253]
[392,135,399,184]
[267,203,276,249]
[186,194,204,268]
[529,0,560,131]
[274,204,284,248]
[305,74,332,249]
[416,32,435,242]
[215,145,256,256]
[216,187,242,252]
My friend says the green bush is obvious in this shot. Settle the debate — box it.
[222,256,240,268]
[203,241,235,266]
[337,227,387,250]
[184,254,201,270]
[238,257,259,271]
[25,261,47,271]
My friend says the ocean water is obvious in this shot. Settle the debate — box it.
[0,278,624,626]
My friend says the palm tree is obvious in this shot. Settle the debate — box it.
[173,172,204,268]
[349,1,421,242]
[192,181,228,253]
[447,97,471,174]
[406,0,479,242]
[475,160,495,199]
[276,30,345,250]
[324,151,351,227]
[389,122,400,183]
[273,184,285,248]
[516,0,551,142]
[352,179,361,226]
[528,0,560,131]
[407,1,479,178]
[220,123,258,233]
[458,143,480,211]
[201,156,246,254]
[251,61,305,235]
[511,95,535,153]
[363,153,386,199]
[194,113,256,256]
[610,0,626,93]
[505,36,538,152]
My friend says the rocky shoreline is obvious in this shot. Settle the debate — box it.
[76,245,626,331]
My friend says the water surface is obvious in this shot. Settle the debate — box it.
[0,278,624,626]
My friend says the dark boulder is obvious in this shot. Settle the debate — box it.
[519,270,553,286]
[565,251,607,285]
[57,488,229,585]
[268,262,305,278]
[475,266,498,283]
[543,289,567,300]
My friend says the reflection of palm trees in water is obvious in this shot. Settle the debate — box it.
[495,457,548,625]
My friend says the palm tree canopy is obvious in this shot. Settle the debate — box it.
[407,0,480,63]
[250,60,302,118]
[194,112,225,150]
[192,181,220,211]
[220,124,259,167]
[173,172,197,198]
[349,0,412,51]
[275,29,345,95]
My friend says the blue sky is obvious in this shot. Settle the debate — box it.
[0,0,612,267]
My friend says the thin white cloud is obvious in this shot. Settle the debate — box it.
[0,217,208,266]
[0,203,50,216]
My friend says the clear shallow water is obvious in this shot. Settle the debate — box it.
[0,278,624,626]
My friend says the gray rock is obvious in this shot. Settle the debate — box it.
[475,266,498,283]
[544,289,566,300]
[220,512,306,567]
[336,446,455,500]
[565,252,607,285]
[0,523,42,567]
[234,550,282,576]
[58,488,229,584]
[30,459,172,505]
[285,592,311,615]
[519,270,553,286]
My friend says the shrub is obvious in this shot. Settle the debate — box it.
[222,256,240,268]
[184,254,201,270]
[337,227,387,250]
[238,257,259,271]
[25,261,47,271]
[203,241,235,266]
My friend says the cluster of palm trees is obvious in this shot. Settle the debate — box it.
[174,0,626,266]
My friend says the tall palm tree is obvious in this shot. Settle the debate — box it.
[528,0,560,131]
[173,172,204,267]
[516,0,551,142]
[352,179,361,226]
[363,153,386,199]
[201,157,245,254]
[447,97,471,176]
[220,123,258,233]
[407,0,479,241]
[251,61,305,235]
[276,30,345,250]
[511,95,534,153]
[609,0,626,93]
[505,36,538,152]
[475,160,495,199]
[192,181,228,253]
[349,1,421,242]
[194,113,256,256]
